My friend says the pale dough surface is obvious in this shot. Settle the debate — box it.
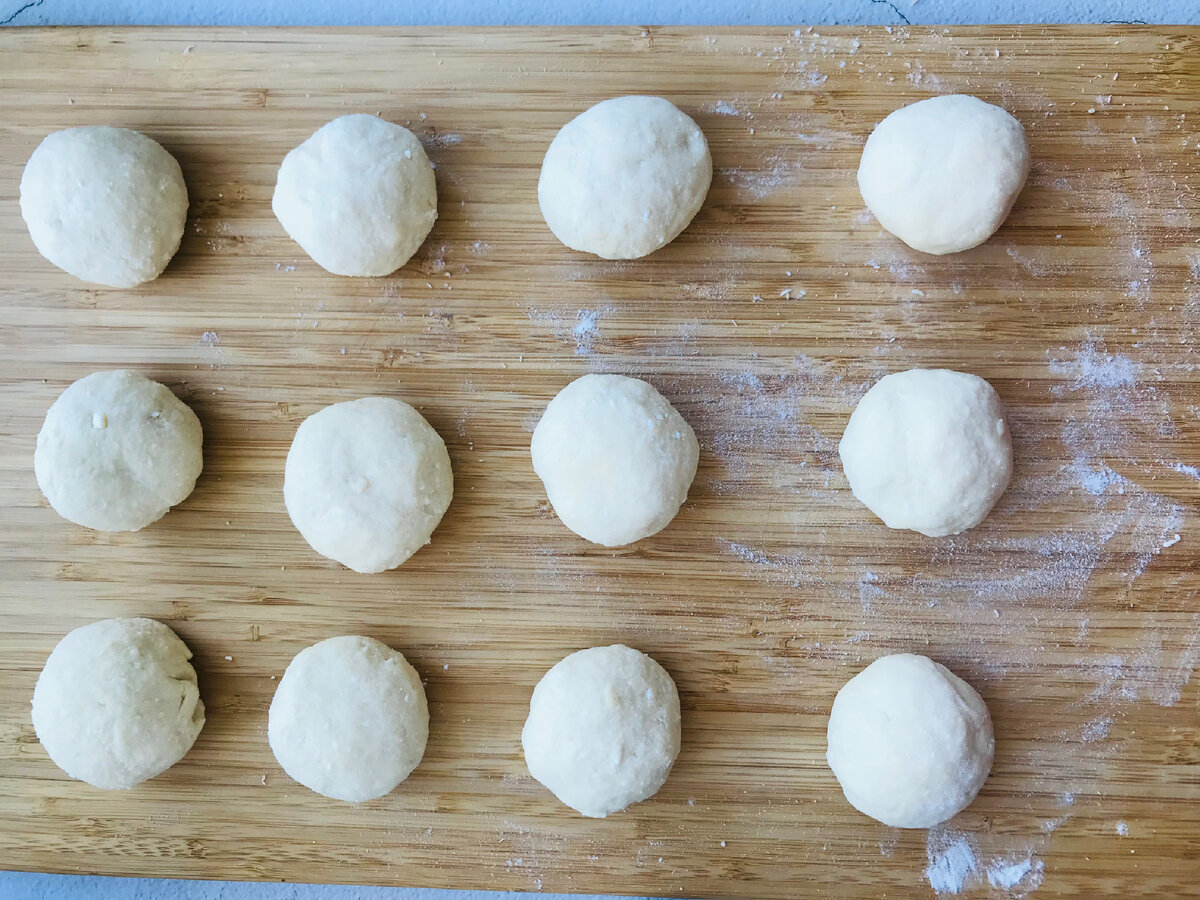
[284,397,453,573]
[31,617,205,790]
[522,644,680,818]
[272,114,437,276]
[857,94,1029,255]
[838,368,1011,537]
[538,95,711,259]
[826,653,994,829]
[268,635,429,803]
[20,125,188,287]
[34,369,204,532]
[531,374,698,547]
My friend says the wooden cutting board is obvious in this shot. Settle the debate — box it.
[0,25,1198,899]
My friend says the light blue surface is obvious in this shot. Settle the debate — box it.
[5,1,1200,899]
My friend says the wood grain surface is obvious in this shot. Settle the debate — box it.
[1,25,1198,899]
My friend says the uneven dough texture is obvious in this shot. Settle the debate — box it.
[531,374,698,546]
[20,126,188,287]
[31,617,205,790]
[284,397,453,573]
[538,95,711,259]
[272,114,437,276]
[857,94,1029,255]
[838,368,1011,537]
[268,635,429,803]
[35,370,204,532]
[522,645,680,818]
[826,653,994,828]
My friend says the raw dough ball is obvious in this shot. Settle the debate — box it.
[20,126,188,287]
[857,94,1029,255]
[522,645,680,818]
[272,114,437,276]
[538,95,712,259]
[284,397,453,573]
[826,653,994,828]
[35,370,204,532]
[268,635,429,803]
[531,374,698,546]
[31,618,205,790]
[838,368,1011,537]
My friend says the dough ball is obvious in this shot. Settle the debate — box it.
[284,397,453,573]
[838,368,1011,537]
[857,94,1029,255]
[531,374,698,546]
[20,126,188,288]
[268,635,429,803]
[826,653,994,828]
[272,114,437,276]
[31,618,205,790]
[35,370,204,532]
[522,645,680,818]
[538,95,711,259]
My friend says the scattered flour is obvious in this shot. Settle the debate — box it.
[987,856,1045,893]
[709,99,744,117]
[524,303,616,357]
[925,830,978,895]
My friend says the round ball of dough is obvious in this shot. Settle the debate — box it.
[538,95,712,259]
[31,618,205,790]
[857,94,1029,255]
[284,397,453,573]
[522,645,680,818]
[35,370,204,532]
[272,114,437,276]
[20,126,188,287]
[826,653,994,828]
[531,374,698,546]
[838,368,1011,537]
[268,635,429,803]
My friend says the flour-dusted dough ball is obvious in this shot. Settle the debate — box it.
[284,397,453,573]
[31,618,205,790]
[531,374,698,546]
[522,645,680,818]
[838,368,1011,537]
[268,635,429,803]
[857,94,1029,255]
[20,126,188,287]
[272,114,437,276]
[538,95,712,259]
[826,653,994,828]
[34,370,204,532]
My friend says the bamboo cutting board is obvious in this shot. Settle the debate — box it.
[0,25,1198,899]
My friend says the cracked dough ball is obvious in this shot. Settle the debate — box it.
[20,126,188,287]
[522,645,680,818]
[826,653,994,828]
[31,618,205,790]
[273,114,437,276]
[268,635,429,803]
[284,397,453,573]
[538,95,711,259]
[857,94,1029,255]
[838,368,1011,537]
[35,370,204,532]
[531,374,698,546]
